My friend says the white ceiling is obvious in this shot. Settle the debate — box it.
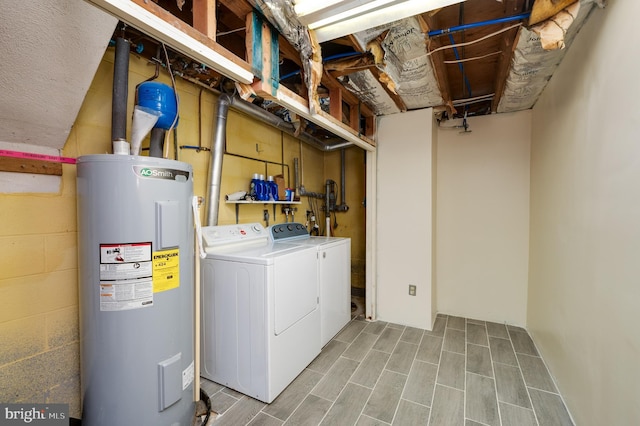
[0,0,117,150]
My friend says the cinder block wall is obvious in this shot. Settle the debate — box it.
[0,164,80,414]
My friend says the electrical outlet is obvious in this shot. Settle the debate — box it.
[409,285,416,296]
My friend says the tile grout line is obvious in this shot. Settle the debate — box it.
[485,321,503,426]
[315,321,370,426]
[522,332,577,426]
[348,322,402,425]
[376,323,407,424]
[395,327,427,419]
[507,327,541,426]
[464,319,468,425]
[426,315,447,426]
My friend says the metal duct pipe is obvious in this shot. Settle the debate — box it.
[112,37,130,142]
[219,91,354,153]
[205,94,232,226]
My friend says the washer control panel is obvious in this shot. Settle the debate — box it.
[202,222,266,248]
[268,222,309,241]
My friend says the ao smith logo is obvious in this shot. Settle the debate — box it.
[140,167,173,178]
[133,166,190,181]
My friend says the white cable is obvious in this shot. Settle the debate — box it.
[443,51,501,64]
[192,196,207,259]
[162,43,180,159]
[427,22,522,57]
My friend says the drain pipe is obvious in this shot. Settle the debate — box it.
[149,128,165,158]
[336,149,349,212]
[205,94,232,226]
[112,37,130,142]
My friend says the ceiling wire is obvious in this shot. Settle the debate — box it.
[443,51,501,64]
[426,23,522,57]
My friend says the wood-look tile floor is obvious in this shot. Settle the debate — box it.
[201,314,574,426]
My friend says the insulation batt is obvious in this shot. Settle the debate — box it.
[532,2,581,50]
[497,0,598,113]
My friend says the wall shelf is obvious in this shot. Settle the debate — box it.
[226,200,301,223]
[225,200,301,204]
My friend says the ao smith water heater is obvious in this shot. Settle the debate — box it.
[77,155,195,425]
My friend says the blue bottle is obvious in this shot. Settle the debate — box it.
[249,173,260,200]
[258,174,268,201]
[267,176,279,201]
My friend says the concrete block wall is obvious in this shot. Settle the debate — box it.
[0,163,80,416]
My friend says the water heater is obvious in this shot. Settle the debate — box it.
[77,155,195,426]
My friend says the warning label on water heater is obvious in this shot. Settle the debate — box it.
[99,242,153,311]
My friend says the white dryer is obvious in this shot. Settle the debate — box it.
[200,223,320,403]
[269,223,351,347]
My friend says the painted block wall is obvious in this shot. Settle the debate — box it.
[528,2,640,425]
[376,109,434,329]
[0,48,365,416]
[436,111,531,326]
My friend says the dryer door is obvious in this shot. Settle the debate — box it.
[272,248,318,335]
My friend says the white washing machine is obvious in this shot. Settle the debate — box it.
[269,223,351,347]
[200,223,320,403]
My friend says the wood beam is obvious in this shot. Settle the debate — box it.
[279,35,303,67]
[324,53,375,75]
[217,0,254,21]
[252,82,375,150]
[246,12,279,96]
[329,87,343,122]
[420,14,453,115]
[0,157,62,176]
[364,116,376,138]
[369,67,407,112]
[89,0,254,83]
[349,102,359,130]
[321,71,374,119]
[491,26,520,113]
[192,0,216,40]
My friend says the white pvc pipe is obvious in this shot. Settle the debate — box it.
[192,196,202,402]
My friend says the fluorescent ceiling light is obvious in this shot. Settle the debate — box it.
[293,0,347,18]
[295,0,467,43]
[308,0,398,30]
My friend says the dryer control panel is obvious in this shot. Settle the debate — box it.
[268,222,309,241]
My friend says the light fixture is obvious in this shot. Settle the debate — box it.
[294,0,467,43]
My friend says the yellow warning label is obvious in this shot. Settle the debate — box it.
[152,248,180,293]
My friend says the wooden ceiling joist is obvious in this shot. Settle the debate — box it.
[491,26,520,113]
[88,0,254,83]
[192,0,216,40]
[246,11,280,96]
[420,14,454,115]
